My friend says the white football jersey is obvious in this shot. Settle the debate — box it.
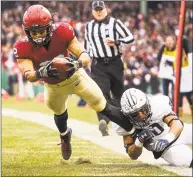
[115,94,173,144]
[143,94,172,142]
[114,94,192,164]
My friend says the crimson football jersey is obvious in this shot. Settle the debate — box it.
[13,22,75,84]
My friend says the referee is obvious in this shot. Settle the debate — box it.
[84,1,134,136]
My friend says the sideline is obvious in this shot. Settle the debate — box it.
[2,108,192,176]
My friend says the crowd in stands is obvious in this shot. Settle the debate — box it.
[1,1,193,99]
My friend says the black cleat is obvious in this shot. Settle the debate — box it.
[58,128,72,160]
[99,120,109,136]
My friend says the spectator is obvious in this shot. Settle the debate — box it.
[1,1,192,105]
[174,35,193,117]
[157,35,176,102]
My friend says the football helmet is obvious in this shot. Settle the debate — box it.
[120,88,152,128]
[22,5,52,46]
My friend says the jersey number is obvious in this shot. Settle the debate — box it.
[13,48,18,58]
[150,123,164,136]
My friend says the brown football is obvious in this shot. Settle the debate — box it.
[51,57,73,79]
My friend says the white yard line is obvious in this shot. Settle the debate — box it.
[2,108,192,176]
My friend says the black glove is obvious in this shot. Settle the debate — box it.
[64,57,83,79]
[36,61,60,79]
[153,139,169,152]
[137,129,154,144]
[130,128,141,139]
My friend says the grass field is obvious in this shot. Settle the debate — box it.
[2,116,178,176]
[2,96,192,176]
[2,96,98,124]
[2,96,192,124]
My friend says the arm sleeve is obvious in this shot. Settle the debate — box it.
[115,19,134,44]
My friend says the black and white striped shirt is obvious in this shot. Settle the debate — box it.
[84,17,134,58]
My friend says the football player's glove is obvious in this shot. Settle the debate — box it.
[153,139,169,152]
[137,129,154,144]
[64,57,83,79]
[36,61,60,79]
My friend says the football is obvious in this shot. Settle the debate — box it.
[51,57,73,79]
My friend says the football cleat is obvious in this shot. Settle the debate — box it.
[99,120,109,136]
[58,128,72,160]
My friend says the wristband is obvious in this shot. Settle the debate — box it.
[135,138,143,148]
[164,132,175,143]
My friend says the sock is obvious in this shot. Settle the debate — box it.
[54,110,68,134]
[100,103,133,132]
[97,112,110,124]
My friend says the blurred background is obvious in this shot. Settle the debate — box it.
[1,1,192,110]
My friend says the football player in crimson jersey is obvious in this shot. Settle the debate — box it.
[114,88,192,167]
[13,4,135,160]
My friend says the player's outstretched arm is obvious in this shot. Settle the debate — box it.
[163,115,184,140]
[123,135,143,160]
[17,59,60,82]
[68,36,91,68]
[153,115,184,152]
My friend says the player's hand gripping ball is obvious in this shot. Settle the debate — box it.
[51,57,75,79]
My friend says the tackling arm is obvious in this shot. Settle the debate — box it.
[123,135,143,160]
[153,114,184,152]
[68,36,91,68]
[163,115,184,139]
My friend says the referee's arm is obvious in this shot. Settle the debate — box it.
[115,19,134,44]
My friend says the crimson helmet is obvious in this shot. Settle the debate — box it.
[22,5,52,46]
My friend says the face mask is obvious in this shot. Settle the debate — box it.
[33,37,46,44]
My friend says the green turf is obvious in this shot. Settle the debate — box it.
[2,116,178,176]
[2,96,192,124]
[2,96,98,124]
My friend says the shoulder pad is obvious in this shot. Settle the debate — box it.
[52,22,75,41]
[150,95,173,121]
[13,39,31,59]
